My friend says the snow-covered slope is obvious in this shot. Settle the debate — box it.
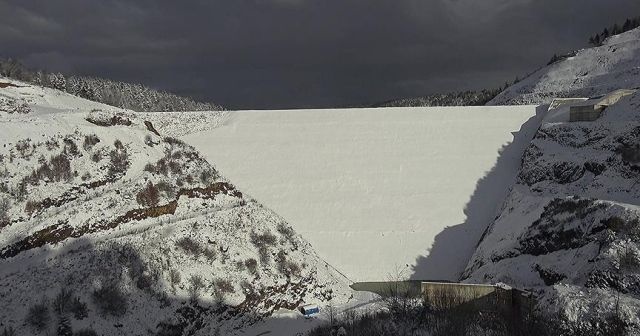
[490,28,640,106]
[183,106,541,282]
[465,93,640,329]
[0,78,351,335]
[137,111,229,137]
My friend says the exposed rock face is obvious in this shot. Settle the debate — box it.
[464,92,640,329]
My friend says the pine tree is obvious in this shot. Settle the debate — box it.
[588,16,640,46]
[612,23,621,35]
[49,73,67,91]
[34,71,50,87]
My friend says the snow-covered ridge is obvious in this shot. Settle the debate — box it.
[490,27,640,106]
[0,78,350,335]
[137,110,229,137]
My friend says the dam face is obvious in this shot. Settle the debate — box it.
[183,106,540,281]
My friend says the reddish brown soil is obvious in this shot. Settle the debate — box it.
[0,82,21,88]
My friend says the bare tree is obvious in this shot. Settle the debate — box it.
[382,265,421,318]
[136,182,160,207]
[323,302,338,327]
[188,274,205,301]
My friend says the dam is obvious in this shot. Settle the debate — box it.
[183,105,542,282]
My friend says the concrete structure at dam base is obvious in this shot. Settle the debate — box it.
[351,281,534,315]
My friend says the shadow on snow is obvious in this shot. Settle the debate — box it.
[410,105,547,281]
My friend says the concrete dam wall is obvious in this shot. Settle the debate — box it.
[184,105,543,281]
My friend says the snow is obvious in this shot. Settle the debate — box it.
[0,77,124,116]
[137,110,228,137]
[183,105,542,282]
[464,91,640,328]
[242,290,382,336]
[5,27,639,330]
[0,79,356,335]
[490,27,640,106]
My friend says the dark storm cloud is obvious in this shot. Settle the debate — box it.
[2,0,640,109]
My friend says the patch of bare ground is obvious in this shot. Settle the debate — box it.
[0,82,22,88]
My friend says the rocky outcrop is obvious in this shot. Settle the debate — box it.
[464,92,640,329]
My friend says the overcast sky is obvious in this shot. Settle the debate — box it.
[2,0,640,109]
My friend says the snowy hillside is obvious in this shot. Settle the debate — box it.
[490,27,640,105]
[0,78,351,335]
[183,106,541,282]
[371,89,502,108]
[0,58,225,112]
[464,92,640,330]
